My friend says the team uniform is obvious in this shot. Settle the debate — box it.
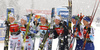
[72,15,84,50]
[9,22,22,50]
[30,14,52,50]
[31,22,51,50]
[73,24,84,50]
[83,26,94,50]
[52,16,71,50]
[19,16,35,50]
[20,24,34,50]
[38,23,51,50]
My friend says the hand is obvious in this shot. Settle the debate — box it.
[34,17,38,21]
[69,30,71,33]
[74,32,77,37]
[34,18,38,23]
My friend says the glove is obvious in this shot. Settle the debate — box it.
[37,23,39,26]
[84,27,91,34]
[59,23,63,26]
[24,24,27,28]
[27,34,35,38]
[63,21,67,26]
[88,27,91,34]
[5,21,10,26]
[84,27,87,29]
[33,21,36,25]
[33,21,39,26]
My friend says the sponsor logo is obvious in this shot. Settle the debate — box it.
[10,24,19,27]
[20,28,26,31]
[60,12,68,15]
[39,26,48,30]
[12,37,18,39]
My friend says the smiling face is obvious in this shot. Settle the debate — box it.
[83,20,88,26]
[40,16,46,24]
[72,18,77,24]
[21,19,27,25]
[54,19,60,25]
[9,17,15,23]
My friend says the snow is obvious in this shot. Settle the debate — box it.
[92,22,100,50]
[0,0,100,50]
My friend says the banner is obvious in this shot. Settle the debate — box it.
[57,8,69,18]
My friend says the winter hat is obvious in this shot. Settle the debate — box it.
[9,13,15,18]
[40,14,47,19]
[55,16,61,21]
[72,15,79,20]
[83,16,91,22]
[21,16,27,21]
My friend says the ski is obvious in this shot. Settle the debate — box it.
[68,0,72,50]
[48,8,55,50]
[38,8,55,50]
[4,7,14,50]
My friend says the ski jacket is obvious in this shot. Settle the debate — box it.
[53,21,69,39]
[9,22,20,35]
[19,24,34,39]
[30,22,50,38]
[83,26,94,42]
[73,24,84,39]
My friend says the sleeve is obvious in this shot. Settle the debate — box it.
[79,25,84,39]
[52,25,59,39]
[89,27,94,42]
[29,22,39,34]
[53,29,59,39]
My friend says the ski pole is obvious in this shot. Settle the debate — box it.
[91,0,97,18]
[90,0,100,25]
